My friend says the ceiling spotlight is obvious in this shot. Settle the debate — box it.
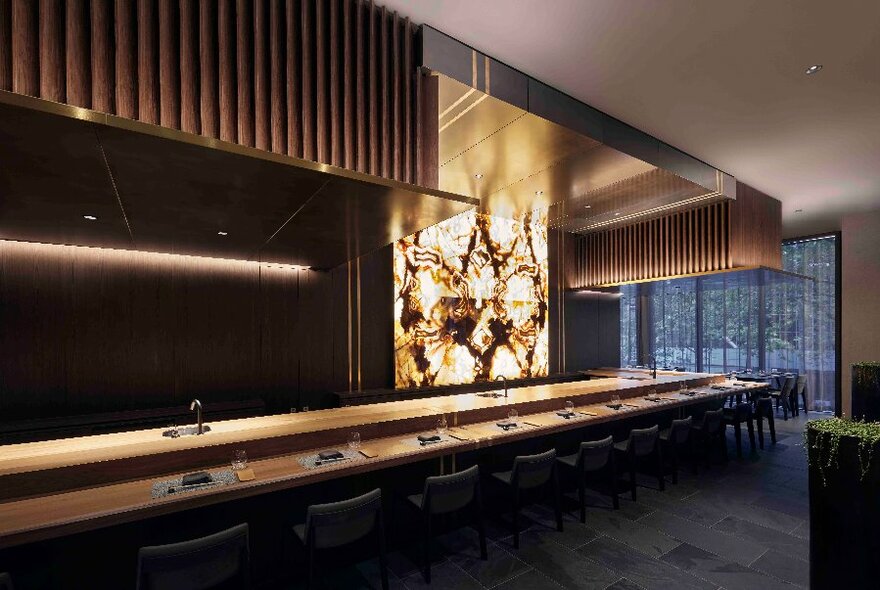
[795,209,803,213]
[83,215,97,221]
[474,173,483,179]
[584,205,592,209]
[805,64,823,75]
[535,190,544,196]
[217,231,228,236]
[613,212,620,216]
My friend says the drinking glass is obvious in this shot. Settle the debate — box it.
[168,423,180,438]
[436,415,448,435]
[231,450,248,471]
[508,408,518,423]
[564,400,574,415]
[348,431,361,450]
[611,394,621,407]
[289,407,297,414]
[302,405,310,412]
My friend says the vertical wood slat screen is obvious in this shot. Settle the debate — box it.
[571,202,732,288]
[0,0,424,185]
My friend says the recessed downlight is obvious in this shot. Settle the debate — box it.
[613,212,620,216]
[795,209,803,213]
[83,215,97,221]
[535,190,544,196]
[584,205,592,209]
[217,231,228,236]
[474,173,483,180]
[805,64,823,75]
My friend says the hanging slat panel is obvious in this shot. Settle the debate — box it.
[179,0,199,134]
[198,0,218,138]
[158,0,179,127]
[269,0,285,153]
[218,0,236,142]
[115,0,137,118]
[11,0,38,96]
[236,0,254,147]
[39,0,65,102]
[286,0,301,158]
[91,0,114,114]
[0,0,11,90]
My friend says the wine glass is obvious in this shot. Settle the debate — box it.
[231,450,248,471]
[564,400,574,415]
[436,415,448,435]
[302,405,310,412]
[167,423,180,438]
[348,431,361,450]
[508,408,518,424]
[611,394,621,408]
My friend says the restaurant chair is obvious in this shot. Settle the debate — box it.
[659,417,692,484]
[293,488,389,590]
[768,375,796,420]
[691,408,727,466]
[754,396,777,449]
[794,375,808,416]
[613,425,664,501]
[407,465,487,583]
[135,523,250,590]
[491,449,563,549]
[723,402,756,458]
[556,436,619,523]
[0,572,13,590]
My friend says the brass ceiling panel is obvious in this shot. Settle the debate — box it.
[0,91,477,268]
[436,74,728,229]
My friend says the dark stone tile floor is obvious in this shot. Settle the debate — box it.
[273,412,819,589]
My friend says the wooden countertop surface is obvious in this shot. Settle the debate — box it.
[0,377,767,548]
[0,371,712,478]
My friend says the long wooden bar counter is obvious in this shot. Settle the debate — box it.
[0,371,766,549]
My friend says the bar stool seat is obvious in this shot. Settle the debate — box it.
[135,523,250,590]
[491,449,562,549]
[0,572,13,590]
[293,488,389,590]
[659,417,692,484]
[406,465,487,583]
[557,435,619,523]
[692,408,727,466]
[614,425,664,501]
[723,402,756,458]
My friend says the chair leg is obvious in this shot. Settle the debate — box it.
[768,410,777,444]
[578,472,587,523]
[721,431,729,462]
[512,489,520,549]
[378,519,390,590]
[553,470,563,532]
[307,544,316,590]
[801,389,809,414]
[609,454,620,510]
[628,452,637,501]
[670,443,679,485]
[746,417,756,453]
[475,488,488,560]
[656,444,665,491]
[733,423,743,458]
[756,410,765,450]
[423,513,432,583]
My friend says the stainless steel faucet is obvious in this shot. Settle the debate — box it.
[189,399,204,435]
[495,375,509,398]
[646,355,657,380]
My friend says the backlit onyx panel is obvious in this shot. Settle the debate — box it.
[394,210,548,387]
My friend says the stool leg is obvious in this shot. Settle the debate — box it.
[609,453,620,510]
[378,518,389,590]
[656,444,665,491]
[628,451,637,501]
[307,544,316,590]
[553,469,563,532]
[475,486,488,560]
[768,410,777,444]
[578,471,587,523]
[512,489,520,549]
[423,513,432,583]
[756,410,765,450]
[747,417,756,453]
[721,431,729,462]
[670,442,679,485]
[734,423,743,458]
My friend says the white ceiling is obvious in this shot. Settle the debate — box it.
[382,0,880,237]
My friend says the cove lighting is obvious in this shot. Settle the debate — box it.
[805,64,823,75]
[217,231,228,236]
[83,215,97,221]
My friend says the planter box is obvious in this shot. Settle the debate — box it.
[808,428,880,589]
[851,365,880,421]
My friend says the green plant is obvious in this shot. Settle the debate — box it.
[806,418,880,486]
[853,362,880,390]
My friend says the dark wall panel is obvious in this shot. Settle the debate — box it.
[563,291,621,371]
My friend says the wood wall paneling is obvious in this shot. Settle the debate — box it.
[0,0,11,90]
[729,182,783,268]
[39,0,64,102]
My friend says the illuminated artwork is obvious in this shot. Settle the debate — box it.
[394,210,549,388]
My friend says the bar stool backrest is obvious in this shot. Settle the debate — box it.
[423,465,480,515]
[135,523,250,590]
[0,573,13,590]
[577,435,614,472]
[305,488,382,550]
[733,402,753,421]
[628,425,659,457]
[512,449,557,490]
[702,408,724,434]
[668,416,692,445]
[781,376,796,396]
[796,375,807,395]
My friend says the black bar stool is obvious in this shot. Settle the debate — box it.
[754,396,777,449]
[691,408,726,467]
[613,425,664,501]
[0,572,13,590]
[407,465,487,583]
[491,449,562,549]
[660,416,692,484]
[293,488,389,590]
[135,523,250,590]
[723,402,756,458]
[769,375,796,420]
[794,374,808,416]
[557,435,619,522]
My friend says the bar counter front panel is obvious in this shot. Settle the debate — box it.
[0,371,766,550]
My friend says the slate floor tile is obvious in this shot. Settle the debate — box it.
[712,516,808,560]
[438,529,532,589]
[577,506,680,558]
[636,510,766,566]
[508,529,620,590]
[602,577,646,590]
[660,542,795,590]
[492,568,564,590]
[750,548,809,588]
[400,561,483,590]
[577,536,713,590]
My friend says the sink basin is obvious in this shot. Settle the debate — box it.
[163,425,211,438]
